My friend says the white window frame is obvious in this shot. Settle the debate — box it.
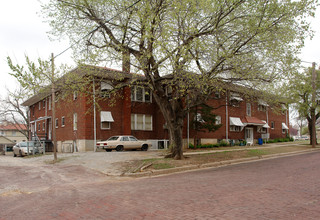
[246,103,251,116]
[131,114,153,131]
[43,122,45,131]
[230,126,241,132]
[271,121,275,129]
[73,91,78,100]
[73,113,77,131]
[100,111,114,130]
[100,81,113,98]
[131,86,152,103]
[48,97,52,110]
[61,116,65,127]
[215,115,222,125]
[55,118,58,128]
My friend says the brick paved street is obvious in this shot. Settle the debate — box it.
[1,151,320,219]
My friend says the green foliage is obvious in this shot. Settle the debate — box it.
[191,104,222,133]
[266,138,293,143]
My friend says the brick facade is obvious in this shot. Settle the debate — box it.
[24,66,289,152]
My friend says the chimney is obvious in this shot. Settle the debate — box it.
[122,50,130,73]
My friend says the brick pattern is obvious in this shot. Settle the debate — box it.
[29,80,289,147]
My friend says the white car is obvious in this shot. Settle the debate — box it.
[13,141,43,157]
[96,136,151,152]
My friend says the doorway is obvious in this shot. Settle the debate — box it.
[245,127,254,145]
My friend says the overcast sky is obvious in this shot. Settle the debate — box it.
[1,0,320,99]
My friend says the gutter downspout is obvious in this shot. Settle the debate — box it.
[266,107,269,143]
[226,92,228,142]
[93,79,97,152]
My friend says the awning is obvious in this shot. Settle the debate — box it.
[101,82,113,90]
[262,120,270,128]
[241,116,265,126]
[258,99,269,106]
[230,117,245,127]
[282,123,289,130]
[230,93,243,101]
[101,111,114,122]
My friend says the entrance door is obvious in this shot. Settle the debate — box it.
[245,128,254,145]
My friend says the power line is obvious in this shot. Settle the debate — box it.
[53,0,142,60]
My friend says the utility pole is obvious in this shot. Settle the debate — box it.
[51,53,57,160]
[311,62,317,148]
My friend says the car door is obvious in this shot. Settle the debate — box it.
[120,136,130,149]
[128,136,140,149]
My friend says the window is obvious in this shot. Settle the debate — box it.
[61,117,65,127]
[282,129,286,134]
[38,123,41,131]
[43,100,46,109]
[39,102,41,110]
[230,126,241,132]
[49,97,52,110]
[73,91,78,100]
[100,111,114,130]
[12,131,16,136]
[258,105,267,112]
[215,115,222,125]
[43,122,45,131]
[131,114,153,131]
[32,105,35,116]
[121,136,129,141]
[131,86,152,102]
[0,130,4,136]
[214,91,220,99]
[271,121,275,129]
[257,126,267,133]
[55,118,59,128]
[73,113,77,131]
[100,81,113,98]
[246,103,251,116]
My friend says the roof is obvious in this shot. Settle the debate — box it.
[22,65,134,107]
[241,116,265,125]
[0,124,27,131]
[0,136,15,144]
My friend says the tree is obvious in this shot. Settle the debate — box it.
[42,0,316,159]
[0,87,29,138]
[282,67,320,146]
[7,55,68,161]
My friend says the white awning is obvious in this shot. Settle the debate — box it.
[230,117,245,127]
[282,123,289,130]
[101,111,114,122]
[258,99,269,106]
[230,93,243,101]
[101,82,113,90]
[262,120,270,128]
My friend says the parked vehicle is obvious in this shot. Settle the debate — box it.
[96,136,151,152]
[293,136,310,141]
[13,141,43,157]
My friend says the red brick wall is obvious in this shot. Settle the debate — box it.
[30,83,289,143]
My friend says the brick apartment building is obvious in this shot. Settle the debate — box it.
[22,65,289,152]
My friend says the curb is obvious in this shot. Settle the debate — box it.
[123,148,320,178]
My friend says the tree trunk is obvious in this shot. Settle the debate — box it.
[167,121,184,160]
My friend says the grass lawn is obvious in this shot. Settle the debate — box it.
[122,144,317,173]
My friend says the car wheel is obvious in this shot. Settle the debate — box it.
[116,145,124,152]
[141,144,148,151]
[13,152,17,157]
[19,150,23,157]
[105,149,112,152]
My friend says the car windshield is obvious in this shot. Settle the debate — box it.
[108,136,119,141]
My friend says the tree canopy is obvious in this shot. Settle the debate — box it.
[42,0,317,159]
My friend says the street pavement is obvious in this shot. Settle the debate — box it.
[1,150,320,219]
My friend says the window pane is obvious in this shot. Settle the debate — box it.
[137,114,144,130]
[145,115,152,131]
[131,114,135,130]
[136,87,143,101]
[145,88,151,102]
[101,122,110,129]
